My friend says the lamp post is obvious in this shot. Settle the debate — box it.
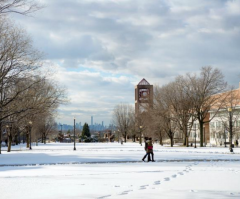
[194,123,197,148]
[139,126,142,146]
[224,127,227,147]
[73,118,76,151]
[228,108,233,153]
[29,121,32,150]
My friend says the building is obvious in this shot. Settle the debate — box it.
[134,78,153,142]
[91,116,93,126]
[208,86,240,146]
[188,84,240,146]
[135,78,153,116]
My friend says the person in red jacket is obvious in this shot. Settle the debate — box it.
[147,138,155,162]
[142,137,151,162]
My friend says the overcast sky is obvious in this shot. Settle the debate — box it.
[10,0,240,125]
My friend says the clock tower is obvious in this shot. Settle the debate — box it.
[135,78,153,116]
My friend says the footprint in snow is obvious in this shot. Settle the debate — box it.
[172,174,177,178]
[139,185,149,190]
[178,172,184,175]
[164,177,170,181]
[119,192,128,195]
[119,190,133,195]
[98,195,111,199]
[115,185,120,188]
[154,180,160,185]
[189,190,197,193]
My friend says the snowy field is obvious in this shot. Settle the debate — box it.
[1,143,240,199]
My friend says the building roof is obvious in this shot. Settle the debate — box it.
[138,78,150,85]
[209,86,240,111]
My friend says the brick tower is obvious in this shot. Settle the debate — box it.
[135,78,153,116]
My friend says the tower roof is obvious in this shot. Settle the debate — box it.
[138,78,150,85]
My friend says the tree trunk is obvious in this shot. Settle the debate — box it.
[199,120,204,147]
[7,134,12,152]
[124,131,127,143]
[133,135,136,142]
[26,133,29,148]
[229,132,233,151]
[170,136,174,147]
[15,135,18,145]
[44,135,46,144]
[159,133,163,145]
[41,134,44,143]
[186,135,189,147]
[0,121,2,154]
[23,134,25,144]
[183,133,186,146]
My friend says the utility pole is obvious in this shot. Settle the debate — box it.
[73,118,76,151]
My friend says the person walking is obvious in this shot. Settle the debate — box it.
[142,137,151,162]
[147,138,155,162]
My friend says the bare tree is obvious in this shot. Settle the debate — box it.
[153,119,166,145]
[0,19,43,153]
[1,74,67,152]
[152,85,178,147]
[168,76,196,147]
[35,114,57,144]
[0,0,41,15]
[112,103,134,142]
[187,66,227,147]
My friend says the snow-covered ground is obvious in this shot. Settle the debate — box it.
[1,143,240,199]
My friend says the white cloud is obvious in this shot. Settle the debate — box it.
[9,0,240,125]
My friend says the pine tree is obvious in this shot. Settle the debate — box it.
[82,123,91,137]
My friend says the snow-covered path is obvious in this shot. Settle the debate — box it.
[1,143,240,166]
[0,143,240,198]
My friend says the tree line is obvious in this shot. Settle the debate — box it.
[113,66,240,147]
[0,0,66,153]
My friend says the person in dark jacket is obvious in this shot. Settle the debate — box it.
[142,137,151,161]
[147,138,155,162]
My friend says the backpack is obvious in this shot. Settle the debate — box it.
[147,141,153,150]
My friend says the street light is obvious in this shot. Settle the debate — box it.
[228,108,233,153]
[29,121,32,150]
[73,118,76,151]
[139,126,143,146]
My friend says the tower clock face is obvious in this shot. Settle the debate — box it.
[139,89,149,100]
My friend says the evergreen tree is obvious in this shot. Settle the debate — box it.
[82,123,91,137]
